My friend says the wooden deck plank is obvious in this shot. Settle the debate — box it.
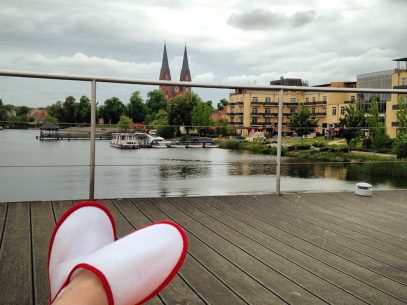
[122,198,248,305]
[51,201,73,222]
[145,198,292,305]
[0,202,33,305]
[151,197,366,305]
[199,196,407,301]
[374,191,407,209]
[238,194,407,272]
[282,193,407,252]
[166,196,406,305]
[0,203,7,248]
[31,201,54,305]
[284,193,407,239]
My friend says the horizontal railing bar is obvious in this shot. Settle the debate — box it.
[1,70,407,94]
[1,160,406,168]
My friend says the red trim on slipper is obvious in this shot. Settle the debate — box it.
[48,201,117,303]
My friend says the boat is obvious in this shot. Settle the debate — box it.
[186,137,219,148]
[150,138,173,148]
[110,133,139,149]
[134,132,151,148]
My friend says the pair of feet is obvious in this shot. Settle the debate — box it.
[48,201,188,305]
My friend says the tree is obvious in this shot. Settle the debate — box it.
[338,104,364,152]
[289,105,318,143]
[62,96,77,123]
[191,101,214,135]
[43,115,59,123]
[365,99,390,153]
[150,109,175,139]
[392,133,407,159]
[168,92,200,134]
[99,97,125,124]
[126,91,147,123]
[146,90,167,116]
[76,96,91,123]
[47,101,65,122]
[217,98,229,110]
[396,96,407,138]
[118,115,133,131]
[16,106,30,116]
[215,117,234,137]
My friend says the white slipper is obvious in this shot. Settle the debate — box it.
[68,221,188,305]
[48,201,117,303]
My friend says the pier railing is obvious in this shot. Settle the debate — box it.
[1,69,407,199]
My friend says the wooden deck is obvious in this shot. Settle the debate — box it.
[1,191,407,305]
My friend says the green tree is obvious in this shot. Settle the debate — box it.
[62,96,77,123]
[126,91,147,123]
[396,96,407,138]
[76,96,91,123]
[168,92,200,134]
[150,110,175,139]
[16,106,30,116]
[338,104,364,152]
[146,90,167,116]
[217,98,229,110]
[215,117,234,137]
[99,97,126,124]
[118,115,133,131]
[42,115,59,123]
[392,133,407,159]
[191,101,214,135]
[47,101,64,122]
[365,99,390,153]
[289,105,318,143]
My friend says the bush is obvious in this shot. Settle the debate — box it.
[312,141,326,148]
[219,139,240,150]
[392,135,407,159]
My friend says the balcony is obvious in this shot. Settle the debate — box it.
[311,112,327,116]
[303,101,327,105]
[227,112,244,116]
[229,101,244,105]
[393,85,407,89]
[392,105,400,110]
[392,122,400,127]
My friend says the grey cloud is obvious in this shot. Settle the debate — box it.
[291,10,316,27]
[227,9,284,30]
[227,9,317,30]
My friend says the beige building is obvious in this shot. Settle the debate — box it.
[228,78,356,136]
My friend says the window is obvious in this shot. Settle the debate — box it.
[312,97,316,103]
[323,96,327,102]
[290,98,296,103]
[251,97,258,103]
[251,108,257,114]
[265,108,271,114]
[332,107,337,115]
[312,107,316,114]
[305,98,309,103]
[290,108,295,113]
[340,107,345,115]
[402,78,407,86]
[251,117,258,123]
[265,97,271,103]
[351,96,356,102]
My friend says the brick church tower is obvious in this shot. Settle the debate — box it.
[159,44,192,100]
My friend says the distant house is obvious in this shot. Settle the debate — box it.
[28,109,48,123]
[6,110,16,117]
[210,109,228,123]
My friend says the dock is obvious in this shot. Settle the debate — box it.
[0,191,406,305]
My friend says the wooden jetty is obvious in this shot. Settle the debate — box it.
[0,191,406,305]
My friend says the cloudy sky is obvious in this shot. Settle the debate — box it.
[1,0,406,107]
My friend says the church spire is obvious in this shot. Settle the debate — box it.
[179,45,191,82]
[159,43,171,80]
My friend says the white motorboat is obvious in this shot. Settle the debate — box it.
[150,138,173,148]
[111,133,139,149]
[134,132,151,148]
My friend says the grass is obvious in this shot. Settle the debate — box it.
[347,161,407,180]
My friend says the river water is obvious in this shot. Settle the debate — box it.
[0,130,401,202]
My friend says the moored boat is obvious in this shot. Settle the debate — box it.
[111,133,139,149]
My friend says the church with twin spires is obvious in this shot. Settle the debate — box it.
[159,44,191,100]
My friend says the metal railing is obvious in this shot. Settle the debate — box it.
[1,69,407,199]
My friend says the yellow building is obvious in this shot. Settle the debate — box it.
[228,78,357,136]
[386,66,407,138]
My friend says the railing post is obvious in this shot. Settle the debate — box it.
[89,80,96,200]
[276,89,283,195]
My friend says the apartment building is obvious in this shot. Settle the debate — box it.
[228,78,356,136]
